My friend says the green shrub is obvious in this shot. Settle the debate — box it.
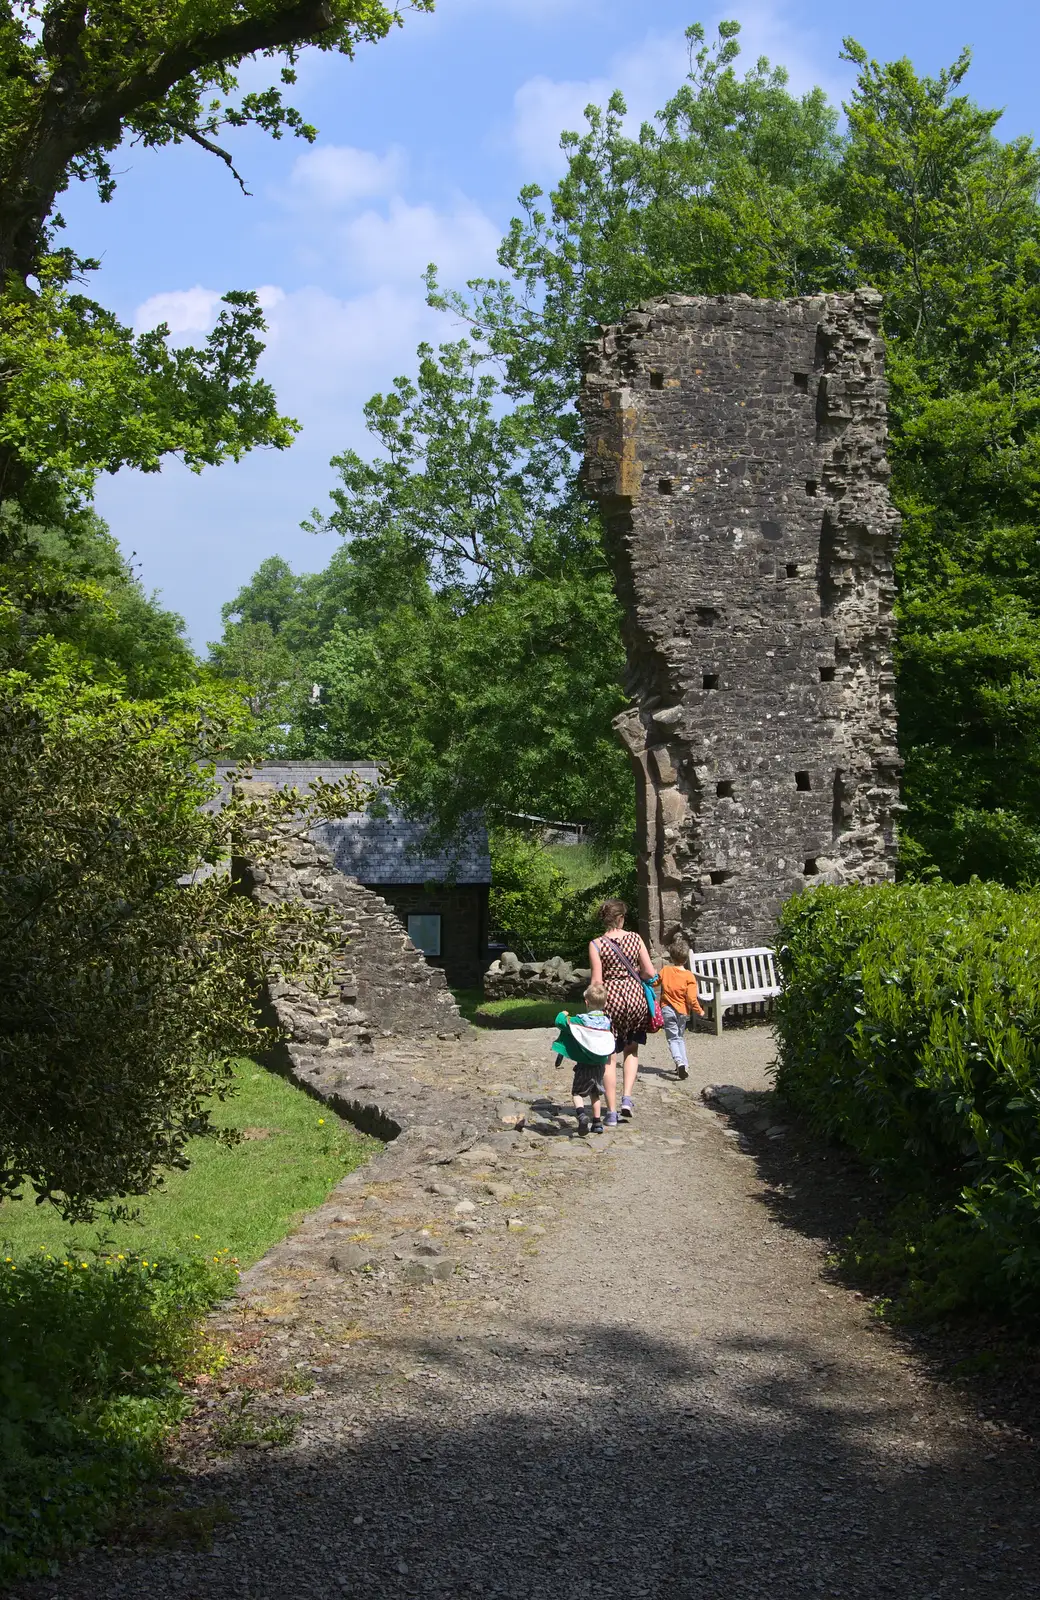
[489,830,572,959]
[775,881,1040,1310]
[837,1201,1004,1322]
[488,830,637,963]
[0,1250,233,1581]
[0,669,372,1219]
[558,859,639,963]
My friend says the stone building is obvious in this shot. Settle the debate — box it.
[580,290,902,952]
[215,762,491,987]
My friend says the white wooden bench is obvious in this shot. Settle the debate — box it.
[688,947,780,1035]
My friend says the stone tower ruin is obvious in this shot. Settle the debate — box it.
[580,290,902,952]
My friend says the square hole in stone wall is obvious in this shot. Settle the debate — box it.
[650,370,665,389]
[805,479,818,496]
[793,372,809,392]
[710,870,732,885]
[819,665,836,682]
[716,780,734,799]
[696,607,719,627]
[785,563,799,578]
[658,478,674,494]
[702,673,719,690]
[795,771,812,791]
[803,858,819,876]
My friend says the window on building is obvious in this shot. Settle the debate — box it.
[407,913,442,958]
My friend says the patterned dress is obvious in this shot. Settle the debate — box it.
[596,930,649,1048]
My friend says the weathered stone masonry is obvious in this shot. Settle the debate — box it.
[580,290,902,951]
[233,797,467,1137]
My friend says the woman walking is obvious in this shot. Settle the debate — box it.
[588,898,657,1125]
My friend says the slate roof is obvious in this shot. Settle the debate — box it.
[212,761,491,887]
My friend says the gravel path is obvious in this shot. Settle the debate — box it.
[29,1025,1040,1599]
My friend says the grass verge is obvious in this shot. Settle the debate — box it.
[0,1060,376,1581]
[454,989,563,1030]
[0,1058,377,1267]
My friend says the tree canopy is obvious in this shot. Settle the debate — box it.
[0,0,423,1211]
[0,0,430,528]
[213,341,633,845]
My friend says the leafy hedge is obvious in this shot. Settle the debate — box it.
[774,882,1040,1309]
[0,1250,234,1581]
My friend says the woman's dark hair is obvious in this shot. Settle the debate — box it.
[598,898,628,928]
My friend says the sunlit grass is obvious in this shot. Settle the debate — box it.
[544,841,613,892]
[454,989,563,1030]
[0,1059,377,1269]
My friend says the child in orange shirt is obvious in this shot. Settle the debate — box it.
[657,932,704,1080]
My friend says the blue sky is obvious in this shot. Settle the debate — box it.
[62,0,1040,649]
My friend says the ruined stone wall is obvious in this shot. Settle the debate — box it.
[580,290,902,952]
[369,882,490,989]
[234,820,463,1108]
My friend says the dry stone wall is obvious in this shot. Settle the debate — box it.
[483,953,591,1003]
[580,290,902,951]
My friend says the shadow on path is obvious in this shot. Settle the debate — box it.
[719,1078,1040,1447]
[32,1320,1039,1600]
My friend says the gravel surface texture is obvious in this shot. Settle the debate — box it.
[23,1025,1040,1599]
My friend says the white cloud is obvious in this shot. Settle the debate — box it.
[270,141,501,291]
[257,282,440,413]
[133,283,289,342]
[254,284,286,315]
[133,285,222,336]
[512,74,612,171]
[509,30,688,175]
[284,143,407,209]
[508,5,851,178]
[342,196,501,285]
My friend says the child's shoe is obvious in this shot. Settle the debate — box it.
[620,1096,635,1120]
[675,1063,689,1080]
[590,1117,604,1135]
[576,1109,591,1136]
